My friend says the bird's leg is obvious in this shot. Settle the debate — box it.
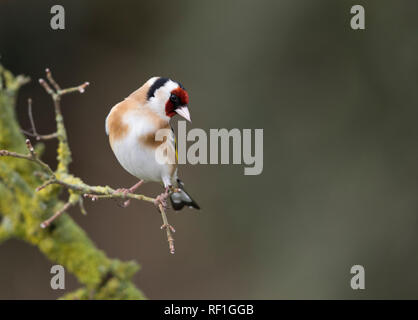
[154,186,171,210]
[114,180,144,208]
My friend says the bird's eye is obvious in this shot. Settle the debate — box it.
[170,94,179,104]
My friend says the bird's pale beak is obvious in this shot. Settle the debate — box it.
[175,106,191,122]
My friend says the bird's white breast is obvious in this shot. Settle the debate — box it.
[108,105,175,185]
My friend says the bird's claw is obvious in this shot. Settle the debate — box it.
[114,188,131,208]
[117,199,131,208]
[154,193,169,210]
[154,186,171,209]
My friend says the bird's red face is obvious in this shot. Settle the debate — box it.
[165,87,191,121]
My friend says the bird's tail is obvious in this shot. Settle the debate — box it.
[170,179,200,211]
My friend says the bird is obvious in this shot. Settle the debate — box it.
[105,77,200,210]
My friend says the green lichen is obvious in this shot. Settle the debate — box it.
[0,65,145,300]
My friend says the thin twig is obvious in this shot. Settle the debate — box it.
[159,204,175,254]
[38,78,54,96]
[79,198,87,215]
[22,98,58,141]
[40,200,73,228]
[27,98,38,137]
[36,179,55,192]
[58,82,90,95]
[0,143,54,177]
[38,69,90,174]
[22,131,58,141]
[82,191,154,203]
[45,68,61,91]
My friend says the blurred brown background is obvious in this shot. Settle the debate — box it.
[1,0,418,299]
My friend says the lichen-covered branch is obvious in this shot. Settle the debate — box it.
[0,65,175,299]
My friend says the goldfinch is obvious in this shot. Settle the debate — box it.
[105,77,200,210]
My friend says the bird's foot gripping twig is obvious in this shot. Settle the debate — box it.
[113,180,144,208]
[154,186,170,210]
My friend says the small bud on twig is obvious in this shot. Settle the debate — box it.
[78,82,89,93]
[25,139,36,157]
[39,78,54,95]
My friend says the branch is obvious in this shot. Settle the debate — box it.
[0,145,175,253]
[0,139,54,177]
[0,65,161,299]
[38,69,89,174]
[0,67,177,259]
